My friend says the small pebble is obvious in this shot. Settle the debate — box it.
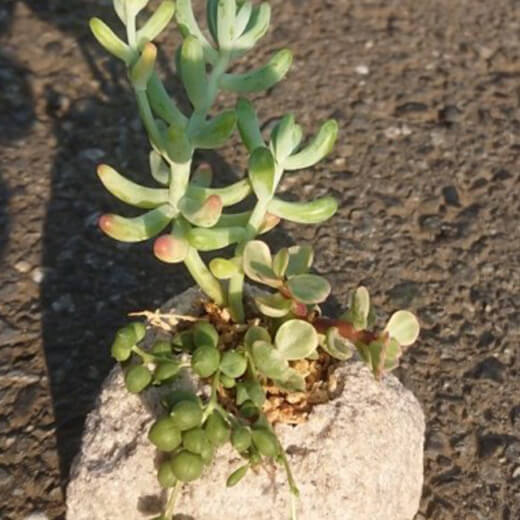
[24,513,49,520]
[31,267,44,284]
[513,466,520,479]
[355,64,370,75]
[14,261,31,273]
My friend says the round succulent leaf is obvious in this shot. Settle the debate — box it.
[226,465,249,487]
[274,368,306,392]
[209,257,240,280]
[151,340,172,355]
[172,330,194,352]
[148,416,182,452]
[274,319,318,360]
[220,350,247,378]
[129,321,146,342]
[272,248,289,278]
[255,293,292,318]
[251,340,289,379]
[171,450,203,482]
[157,459,176,488]
[287,274,331,304]
[235,380,266,407]
[170,400,203,431]
[384,338,402,371]
[322,327,355,361]
[191,344,220,378]
[244,325,271,348]
[231,427,252,453]
[193,320,219,348]
[182,427,210,455]
[125,365,152,393]
[242,240,280,287]
[384,310,420,346]
[205,411,230,446]
[111,325,137,362]
[285,245,314,277]
[154,360,182,382]
[251,428,279,457]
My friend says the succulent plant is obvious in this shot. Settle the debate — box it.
[91,1,421,519]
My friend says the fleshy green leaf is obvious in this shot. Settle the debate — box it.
[251,340,289,379]
[97,164,168,208]
[153,220,190,263]
[220,350,247,378]
[89,18,134,64]
[236,98,264,153]
[287,274,330,304]
[180,36,207,110]
[165,122,192,163]
[178,194,223,228]
[149,150,170,185]
[285,245,313,277]
[234,0,253,38]
[226,465,249,487]
[274,319,318,360]
[267,196,338,224]
[131,42,157,90]
[175,0,217,63]
[323,327,355,361]
[148,72,188,127]
[284,120,338,170]
[220,49,292,93]
[114,0,149,25]
[232,2,271,56]
[255,293,292,318]
[242,240,280,287]
[193,321,219,349]
[244,326,271,348]
[98,205,175,242]
[274,368,306,392]
[190,110,237,149]
[187,178,252,207]
[137,0,176,48]
[248,147,275,201]
[217,0,236,50]
[236,380,266,407]
[342,286,371,331]
[272,248,289,278]
[187,226,245,251]
[384,311,420,346]
[270,114,295,163]
[209,257,240,279]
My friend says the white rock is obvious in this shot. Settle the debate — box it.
[14,260,32,273]
[355,64,370,75]
[67,287,424,520]
[24,513,49,520]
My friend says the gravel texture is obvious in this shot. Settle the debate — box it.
[1,0,520,519]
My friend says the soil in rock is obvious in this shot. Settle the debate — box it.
[1,1,520,519]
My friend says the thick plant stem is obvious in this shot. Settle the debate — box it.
[184,247,226,306]
[164,480,183,519]
[228,272,245,323]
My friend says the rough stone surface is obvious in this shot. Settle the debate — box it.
[67,288,425,520]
